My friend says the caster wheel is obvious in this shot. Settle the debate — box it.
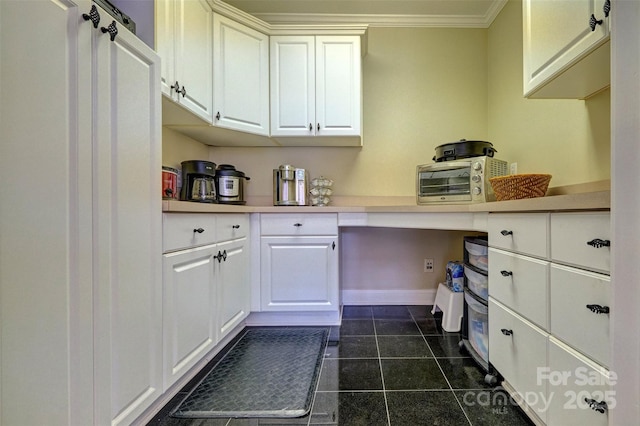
[484,374,498,386]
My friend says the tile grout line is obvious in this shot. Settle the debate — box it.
[371,309,393,426]
[410,307,474,426]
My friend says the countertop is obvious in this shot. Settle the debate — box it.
[163,181,610,214]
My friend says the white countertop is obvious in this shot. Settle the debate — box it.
[162,187,610,214]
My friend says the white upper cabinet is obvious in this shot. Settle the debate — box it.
[271,35,362,145]
[157,0,214,122]
[213,14,270,136]
[523,0,610,99]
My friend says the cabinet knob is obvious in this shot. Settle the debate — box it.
[215,251,223,263]
[222,249,227,261]
[500,270,513,277]
[589,14,603,31]
[501,328,513,336]
[587,238,610,248]
[100,20,118,42]
[603,0,611,17]
[293,223,302,227]
[216,112,221,120]
[586,304,610,314]
[193,228,205,234]
[82,5,100,28]
[232,224,240,229]
[317,123,320,131]
[500,230,513,236]
[309,123,313,131]
[584,398,608,413]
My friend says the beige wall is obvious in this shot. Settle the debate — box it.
[162,1,612,294]
[487,0,610,186]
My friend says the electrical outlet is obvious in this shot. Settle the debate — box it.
[510,162,518,175]
[424,258,434,272]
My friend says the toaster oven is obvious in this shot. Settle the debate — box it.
[416,156,508,204]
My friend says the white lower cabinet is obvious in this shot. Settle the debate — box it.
[162,245,218,389]
[261,236,338,311]
[217,236,251,340]
[488,212,611,426]
[547,337,612,426]
[489,298,549,424]
[162,213,250,390]
[260,214,339,312]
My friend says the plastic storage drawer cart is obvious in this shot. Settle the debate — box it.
[459,236,498,385]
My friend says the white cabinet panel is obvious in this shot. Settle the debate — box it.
[489,298,549,424]
[261,213,338,236]
[523,0,610,98]
[162,246,217,389]
[213,14,269,135]
[261,236,338,311]
[488,213,549,258]
[550,212,610,273]
[547,337,612,426]
[270,35,361,144]
[157,0,213,122]
[163,213,218,252]
[550,264,610,367]
[488,248,550,330]
[217,237,251,339]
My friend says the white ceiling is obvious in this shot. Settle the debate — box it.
[222,0,508,28]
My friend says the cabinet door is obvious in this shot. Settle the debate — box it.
[163,245,218,389]
[270,35,316,136]
[217,238,251,340]
[261,236,339,311]
[523,0,610,98]
[93,18,163,426]
[315,36,361,137]
[0,1,94,424]
[547,337,612,426]
[175,0,213,121]
[157,0,213,122]
[489,298,549,424]
[213,14,269,135]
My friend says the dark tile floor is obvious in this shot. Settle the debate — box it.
[147,305,534,426]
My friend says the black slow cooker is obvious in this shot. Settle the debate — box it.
[214,164,250,204]
[433,139,496,162]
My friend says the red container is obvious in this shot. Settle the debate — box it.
[162,166,178,199]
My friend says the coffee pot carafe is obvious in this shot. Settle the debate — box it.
[180,160,217,203]
[273,164,308,206]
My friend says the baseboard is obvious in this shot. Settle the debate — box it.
[245,310,342,326]
[341,289,437,305]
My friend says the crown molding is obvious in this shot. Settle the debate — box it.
[243,0,508,29]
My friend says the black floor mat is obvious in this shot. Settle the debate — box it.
[171,327,329,419]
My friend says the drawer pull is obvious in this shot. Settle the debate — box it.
[232,224,240,229]
[500,230,513,236]
[500,328,513,336]
[293,223,303,227]
[587,238,610,248]
[500,270,513,277]
[194,228,205,234]
[584,398,608,414]
[586,304,610,314]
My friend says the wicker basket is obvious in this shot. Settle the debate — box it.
[489,174,552,201]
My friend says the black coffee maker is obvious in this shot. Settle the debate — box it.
[180,160,217,203]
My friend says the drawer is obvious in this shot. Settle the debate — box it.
[260,213,338,236]
[163,213,217,252]
[216,213,249,242]
[550,264,610,367]
[547,337,612,426]
[551,212,610,273]
[488,298,549,424]
[488,248,550,330]
[488,213,549,258]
